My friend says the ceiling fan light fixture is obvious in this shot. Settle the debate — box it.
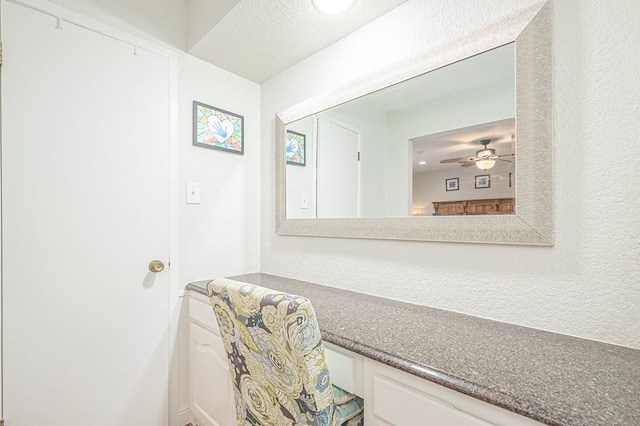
[476,159,496,170]
[312,0,356,15]
[477,148,493,158]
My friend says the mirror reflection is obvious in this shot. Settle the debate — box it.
[285,43,515,219]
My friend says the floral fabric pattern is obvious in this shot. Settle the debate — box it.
[207,278,337,426]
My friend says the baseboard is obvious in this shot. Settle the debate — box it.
[178,408,194,426]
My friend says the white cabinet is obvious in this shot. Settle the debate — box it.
[188,292,235,426]
[187,291,543,426]
[364,359,543,426]
[324,342,365,397]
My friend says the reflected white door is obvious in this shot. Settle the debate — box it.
[2,2,170,425]
[316,117,360,218]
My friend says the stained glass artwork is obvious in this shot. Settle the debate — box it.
[286,130,306,166]
[193,101,244,154]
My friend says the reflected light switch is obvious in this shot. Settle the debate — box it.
[301,193,309,209]
[186,182,201,204]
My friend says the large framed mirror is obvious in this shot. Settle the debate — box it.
[275,0,553,245]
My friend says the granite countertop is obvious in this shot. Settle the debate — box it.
[187,273,640,426]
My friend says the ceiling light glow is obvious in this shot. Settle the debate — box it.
[476,159,496,170]
[312,0,356,15]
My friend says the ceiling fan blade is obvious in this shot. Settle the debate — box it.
[497,153,515,158]
[461,162,475,167]
[496,158,512,162]
[440,156,476,164]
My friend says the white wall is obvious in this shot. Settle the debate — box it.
[413,160,515,215]
[387,79,515,215]
[285,103,389,218]
[178,54,260,286]
[323,105,388,217]
[261,0,640,349]
[48,0,187,49]
[285,116,316,218]
[177,53,260,415]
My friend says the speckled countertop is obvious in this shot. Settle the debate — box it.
[187,273,640,426]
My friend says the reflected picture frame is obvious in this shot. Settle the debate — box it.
[445,178,459,191]
[475,174,491,189]
[286,130,306,166]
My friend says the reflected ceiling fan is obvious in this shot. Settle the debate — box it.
[439,139,514,171]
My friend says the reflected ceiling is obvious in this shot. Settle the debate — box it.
[412,119,515,172]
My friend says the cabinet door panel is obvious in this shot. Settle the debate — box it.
[364,359,543,426]
[189,321,234,426]
[372,375,493,426]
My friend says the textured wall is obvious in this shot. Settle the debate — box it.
[176,53,261,415]
[178,54,261,285]
[261,0,640,349]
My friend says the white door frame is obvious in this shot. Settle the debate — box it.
[0,0,180,423]
[0,1,4,417]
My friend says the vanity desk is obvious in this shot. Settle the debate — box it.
[186,274,639,426]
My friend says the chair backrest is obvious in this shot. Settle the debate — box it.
[207,278,336,426]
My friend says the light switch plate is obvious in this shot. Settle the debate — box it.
[186,182,201,204]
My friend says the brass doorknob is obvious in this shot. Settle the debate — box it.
[148,260,165,273]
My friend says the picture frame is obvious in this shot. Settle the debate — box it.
[193,101,244,154]
[445,177,459,191]
[475,174,491,189]
[286,130,306,166]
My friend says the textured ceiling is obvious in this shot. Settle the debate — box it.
[188,0,408,83]
[50,0,407,83]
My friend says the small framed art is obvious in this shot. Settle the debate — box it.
[445,177,459,191]
[193,101,244,154]
[286,130,306,166]
[475,174,491,189]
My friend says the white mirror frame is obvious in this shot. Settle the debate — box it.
[275,1,553,245]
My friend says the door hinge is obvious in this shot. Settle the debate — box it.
[357,151,360,161]
[0,41,3,67]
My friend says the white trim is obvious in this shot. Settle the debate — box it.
[177,408,194,426]
[0,2,4,414]
[167,47,181,426]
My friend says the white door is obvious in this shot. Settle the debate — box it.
[316,117,360,218]
[2,2,170,425]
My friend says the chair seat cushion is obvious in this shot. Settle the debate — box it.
[332,385,364,426]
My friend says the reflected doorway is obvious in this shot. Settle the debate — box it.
[317,117,361,218]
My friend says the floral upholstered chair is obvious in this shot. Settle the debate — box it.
[207,278,364,426]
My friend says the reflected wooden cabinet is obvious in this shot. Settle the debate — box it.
[433,198,514,216]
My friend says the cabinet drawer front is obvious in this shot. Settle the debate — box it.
[365,360,543,426]
[189,294,219,332]
[372,375,493,426]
